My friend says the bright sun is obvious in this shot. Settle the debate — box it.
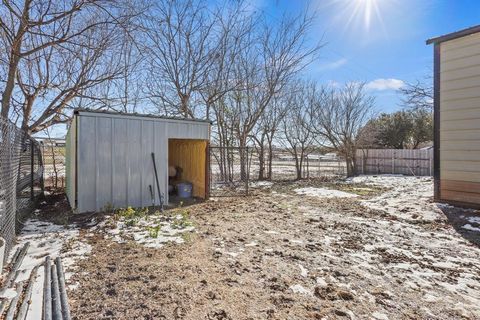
[340,0,388,33]
[352,0,383,30]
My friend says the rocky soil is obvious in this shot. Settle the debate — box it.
[63,176,480,319]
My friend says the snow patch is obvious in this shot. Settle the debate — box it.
[353,175,443,222]
[103,213,195,248]
[1,218,91,313]
[298,264,308,277]
[264,230,279,235]
[290,239,303,244]
[10,219,91,283]
[294,187,358,198]
[290,284,312,296]
[462,224,480,232]
[244,241,257,247]
[466,216,480,224]
[372,312,389,320]
[250,181,273,188]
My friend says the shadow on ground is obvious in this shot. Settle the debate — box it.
[439,204,480,247]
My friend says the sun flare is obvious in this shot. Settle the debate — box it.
[353,0,383,30]
[335,0,389,34]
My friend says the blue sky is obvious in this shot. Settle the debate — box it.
[249,0,480,113]
[45,0,480,138]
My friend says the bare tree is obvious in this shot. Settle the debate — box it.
[144,0,217,118]
[0,0,145,131]
[219,10,321,178]
[310,83,375,177]
[400,79,433,111]
[280,81,316,180]
[198,2,257,120]
[251,93,288,180]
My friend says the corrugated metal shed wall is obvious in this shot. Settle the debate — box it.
[65,116,76,208]
[75,111,210,212]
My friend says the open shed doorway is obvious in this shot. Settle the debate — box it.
[168,139,208,205]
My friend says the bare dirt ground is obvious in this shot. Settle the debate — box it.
[60,176,480,320]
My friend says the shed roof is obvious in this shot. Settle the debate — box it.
[427,24,480,45]
[74,108,212,124]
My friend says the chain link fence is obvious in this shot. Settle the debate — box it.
[0,117,44,258]
[249,150,347,180]
[209,146,347,196]
[209,146,251,196]
[36,138,66,190]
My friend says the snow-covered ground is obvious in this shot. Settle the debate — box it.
[93,212,195,249]
[0,219,91,318]
[200,175,480,318]
[4,174,480,319]
[249,181,274,188]
[349,175,444,223]
[294,186,358,198]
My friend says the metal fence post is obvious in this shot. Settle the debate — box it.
[245,147,249,196]
[30,141,34,201]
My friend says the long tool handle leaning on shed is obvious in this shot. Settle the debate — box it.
[151,153,164,212]
[149,185,155,207]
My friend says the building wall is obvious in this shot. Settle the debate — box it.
[74,111,210,212]
[439,32,480,205]
[65,116,76,208]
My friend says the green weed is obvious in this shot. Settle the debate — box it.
[147,225,162,238]
[172,210,193,229]
[116,206,149,219]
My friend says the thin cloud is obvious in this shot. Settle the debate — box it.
[366,78,405,91]
[316,58,348,71]
[327,80,341,88]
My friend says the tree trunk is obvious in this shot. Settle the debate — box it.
[345,152,357,177]
[267,143,274,180]
[239,136,247,181]
[1,1,30,118]
[293,148,302,180]
[257,147,265,180]
[256,133,267,180]
[266,135,274,180]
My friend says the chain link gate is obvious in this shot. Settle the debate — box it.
[0,117,44,260]
[209,146,251,197]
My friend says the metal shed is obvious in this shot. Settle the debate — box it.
[427,25,480,207]
[65,109,211,213]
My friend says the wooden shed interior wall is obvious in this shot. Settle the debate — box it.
[438,32,480,206]
[168,139,207,198]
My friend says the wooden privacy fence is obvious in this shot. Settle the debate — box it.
[356,148,433,176]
